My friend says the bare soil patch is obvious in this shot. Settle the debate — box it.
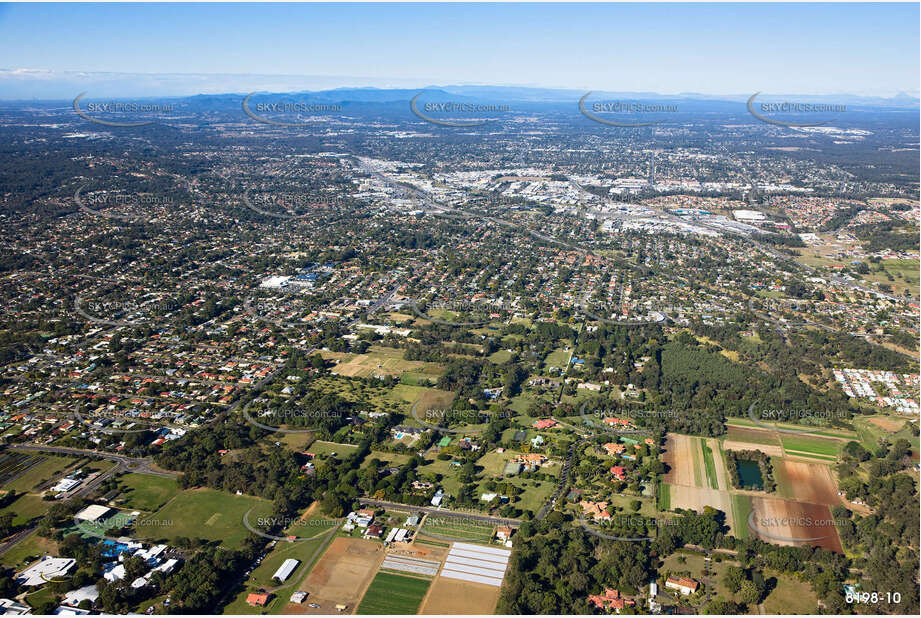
[283,537,384,614]
[749,497,843,553]
[418,576,503,614]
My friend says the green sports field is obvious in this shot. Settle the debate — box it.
[114,473,178,512]
[136,488,274,549]
[356,572,431,614]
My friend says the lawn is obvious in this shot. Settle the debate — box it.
[137,488,274,550]
[113,473,178,512]
[2,455,75,492]
[700,439,719,490]
[543,347,571,369]
[487,349,514,364]
[356,572,431,615]
[307,440,360,457]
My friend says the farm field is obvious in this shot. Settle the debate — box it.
[748,496,843,553]
[287,537,384,615]
[772,460,840,505]
[356,572,431,614]
[113,473,178,512]
[780,434,840,459]
[668,484,737,536]
[663,433,706,488]
[700,438,719,490]
[419,514,495,544]
[418,574,503,614]
[137,488,274,550]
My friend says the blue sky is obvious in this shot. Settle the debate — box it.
[0,2,918,96]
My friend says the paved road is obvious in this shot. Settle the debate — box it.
[9,444,176,478]
[0,453,128,557]
[357,498,521,527]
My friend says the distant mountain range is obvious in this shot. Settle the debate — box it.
[0,69,917,108]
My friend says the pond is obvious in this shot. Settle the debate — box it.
[736,459,764,490]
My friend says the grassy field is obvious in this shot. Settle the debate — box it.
[700,439,719,490]
[420,515,494,543]
[356,572,432,615]
[657,482,671,511]
[852,415,920,453]
[137,488,274,549]
[0,493,52,526]
[222,531,336,615]
[114,473,178,512]
[330,345,446,380]
[543,347,571,369]
[307,440,360,457]
[761,571,820,613]
[0,530,57,569]
[780,435,840,458]
[2,455,75,492]
[730,494,752,540]
[487,349,514,364]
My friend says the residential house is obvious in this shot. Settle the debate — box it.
[588,589,636,612]
[665,576,699,596]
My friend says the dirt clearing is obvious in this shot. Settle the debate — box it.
[283,537,384,614]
